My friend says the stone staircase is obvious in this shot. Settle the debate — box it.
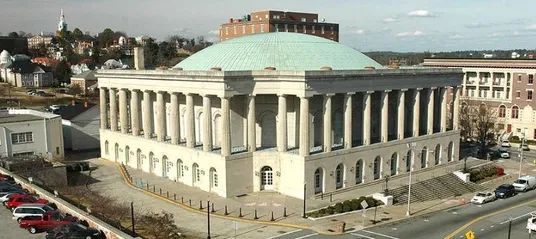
[389,173,488,205]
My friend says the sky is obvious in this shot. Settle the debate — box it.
[1,0,535,52]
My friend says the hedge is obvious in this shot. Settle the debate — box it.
[469,164,504,183]
[306,196,384,218]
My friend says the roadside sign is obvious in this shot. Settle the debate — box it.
[233,221,238,230]
[361,200,369,209]
[465,230,475,239]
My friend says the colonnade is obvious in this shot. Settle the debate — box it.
[99,86,460,157]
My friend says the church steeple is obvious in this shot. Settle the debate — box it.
[58,9,68,32]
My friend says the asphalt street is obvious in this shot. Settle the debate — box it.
[271,190,536,239]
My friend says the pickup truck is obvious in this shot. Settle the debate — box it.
[5,195,49,210]
[19,211,77,234]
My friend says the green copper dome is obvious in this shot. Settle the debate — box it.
[173,32,383,71]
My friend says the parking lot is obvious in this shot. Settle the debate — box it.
[0,205,43,239]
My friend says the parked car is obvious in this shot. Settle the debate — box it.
[501,140,511,147]
[471,191,496,204]
[5,195,48,210]
[498,148,510,158]
[495,184,516,198]
[19,211,78,234]
[521,143,530,151]
[35,90,46,96]
[513,176,536,192]
[12,204,56,221]
[26,89,36,95]
[0,192,27,203]
[45,223,104,239]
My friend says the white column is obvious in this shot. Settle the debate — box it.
[427,88,435,135]
[503,72,508,99]
[99,88,108,129]
[323,94,333,152]
[109,88,118,132]
[413,89,421,137]
[381,90,390,142]
[221,96,231,156]
[299,96,310,156]
[453,87,460,130]
[247,95,256,152]
[440,87,448,132]
[186,93,195,148]
[277,94,287,152]
[203,95,212,152]
[142,90,153,139]
[156,91,166,142]
[476,72,481,97]
[119,89,128,134]
[462,73,467,97]
[397,89,406,140]
[344,93,354,149]
[169,92,180,144]
[362,91,372,146]
[131,90,140,136]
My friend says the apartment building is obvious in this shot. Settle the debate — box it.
[422,59,536,139]
[219,10,339,42]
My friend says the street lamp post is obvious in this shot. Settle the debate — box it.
[130,202,135,235]
[207,199,211,239]
[302,183,307,218]
[406,143,415,217]
[519,128,527,178]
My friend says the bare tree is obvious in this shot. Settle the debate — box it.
[459,101,501,156]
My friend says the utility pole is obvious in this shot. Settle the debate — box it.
[303,183,307,218]
[519,128,526,178]
[130,202,135,235]
[207,200,211,239]
[406,143,415,217]
[508,217,512,239]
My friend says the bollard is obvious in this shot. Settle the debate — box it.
[182,196,184,204]
[254,209,258,220]
[166,191,169,198]
[224,206,229,215]
[330,193,333,202]
[199,200,203,210]
[146,183,149,190]
[159,188,162,195]
[153,185,155,192]
[239,208,243,217]
[283,207,287,217]
[189,199,191,206]
[211,203,215,213]
[321,193,324,200]
[271,211,275,221]
[174,193,176,201]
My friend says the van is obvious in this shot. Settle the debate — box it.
[11,204,55,221]
[513,176,536,192]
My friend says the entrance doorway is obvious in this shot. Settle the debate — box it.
[260,166,273,190]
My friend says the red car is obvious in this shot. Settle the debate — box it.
[5,195,48,210]
[19,211,77,234]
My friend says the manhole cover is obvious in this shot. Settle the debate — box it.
[277,231,287,234]
[331,219,338,222]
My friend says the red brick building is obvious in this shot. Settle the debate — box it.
[219,10,339,42]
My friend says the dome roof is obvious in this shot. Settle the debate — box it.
[173,32,383,71]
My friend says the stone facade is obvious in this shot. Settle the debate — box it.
[97,68,462,199]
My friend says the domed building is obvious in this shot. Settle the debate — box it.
[96,33,463,199]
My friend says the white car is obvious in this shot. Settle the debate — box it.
[498,148,510,158]
[0,192,25,203]
[501,140,511,147]
[471,191,496,204]
[12,204,55,221]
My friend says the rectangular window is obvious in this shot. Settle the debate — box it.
[273,15,277,19]
[261,24,265,33]
[11,132,33,144]
[529,74,534,84]
[312,26,316,34]
[518,75,522,82]
[303,25,307,33]
[225,27,228,35]
[528,90,533,100]
[321,26,325,34]
[274,24,278,32]
[242,25,246,34]
[483,91,487,98]
[251,25,255,34]
[294,25,298,32]
[284,24,288,32]
[233,26,237,35]
[13,151,34,157]
[517,91,521,98]
[301,17,307,22]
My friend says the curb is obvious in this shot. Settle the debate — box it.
[110,160,324,234]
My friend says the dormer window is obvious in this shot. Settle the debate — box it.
[301,17,306,22]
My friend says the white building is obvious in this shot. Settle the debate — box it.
[0,109,64,159]
[97,33,462,199]
[55,102,100,151]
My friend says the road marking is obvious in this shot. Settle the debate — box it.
[362,230,400,239]
[266,229,303,239]
[480,229,484,231]
[424,219,430,222]
[294,233,318,239]
[351,233,375,239]
[490,225,494,228]
[392,228,398,231]
[453,212,458,214]
[444,198,536,239]
[499,210,536,224]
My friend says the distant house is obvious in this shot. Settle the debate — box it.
[32,57,59,67]
[53,101,100,151]
[27,35,53,49]
[71,63,91,75]
[70,70,97,95]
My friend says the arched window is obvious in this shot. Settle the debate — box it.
[355,160,363,184]
[421,147,428,169]
[374,156,381,180]
[210,168,218,188]
[498,105,506,118]
[125,146,130,165]
[512,106,519,119]
[434,144,441,165]
[176,159,183,180]
[192,163,200,185]
[390,153,398,176]
[149,152,154,174]
[114,143,119,162]
[448,141,454,162]
[335,163,345,189]
[104,141,109,155]
[314,168,324,194]
[260,166,273,190]
[136,149,142,169]
[162,156,168,178]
